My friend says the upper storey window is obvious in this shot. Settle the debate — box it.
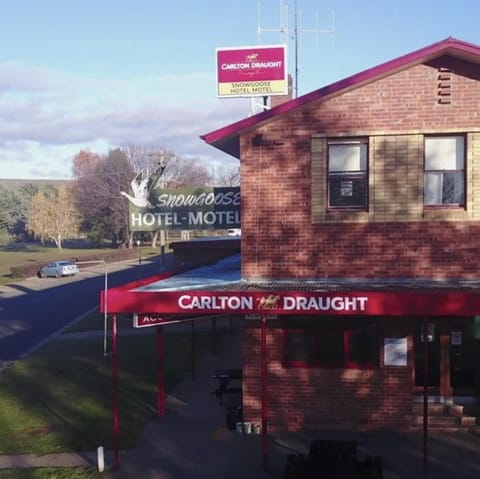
[424,136,465,206]
[328,139,368,209]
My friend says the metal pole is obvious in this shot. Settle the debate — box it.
[137,240,142,264]
[423,317,429,475]
[261,315,268,473]
[103,263,108,356]
[191,321,196,381]
[112,314,120,470]
[294,0,299,97]
[211,317,217,356]
[157,327,165,417]
[75,260,108,356]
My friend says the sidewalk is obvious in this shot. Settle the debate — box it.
[102,317,274,479]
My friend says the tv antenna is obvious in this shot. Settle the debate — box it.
[257,0,335,98]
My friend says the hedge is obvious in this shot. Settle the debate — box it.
[10,248,139,279]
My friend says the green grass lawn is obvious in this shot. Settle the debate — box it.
[0,467,102,479]
[0,325,223,455]
[0,316,230,479]
[0,243,164,285]
[0,244,109,274]
[66,312,133,334]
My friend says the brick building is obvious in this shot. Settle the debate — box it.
[104,38,480,440]
[200,37,480,432]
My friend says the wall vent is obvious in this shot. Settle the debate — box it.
[437,67,452,104]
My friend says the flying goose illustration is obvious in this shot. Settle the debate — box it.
[120,172,154,208]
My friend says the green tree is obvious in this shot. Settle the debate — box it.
[0,185,30,242]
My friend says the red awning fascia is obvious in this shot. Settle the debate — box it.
[101,289,480,317]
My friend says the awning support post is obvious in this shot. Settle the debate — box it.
[261,314,268,473]
[191,321,196,381]
[157,326,165,417]
[422,316,429,475]
[211,317,217,355]
[112,314,120,470]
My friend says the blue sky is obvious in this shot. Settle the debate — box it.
[0,0,479,179]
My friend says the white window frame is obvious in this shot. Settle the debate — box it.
[328,139,368,209]
[424,136,465,206]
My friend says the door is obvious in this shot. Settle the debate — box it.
[414,322,440,390]
[450,329,475,394]
[414,318,477,400]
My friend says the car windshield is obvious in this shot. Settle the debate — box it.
[58,261,72,266]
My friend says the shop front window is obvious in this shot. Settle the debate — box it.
[283,319,378,369]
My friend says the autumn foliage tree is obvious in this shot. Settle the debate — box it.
[27,185,80,251]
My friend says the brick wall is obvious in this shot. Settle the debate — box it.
[242,318,414,432]
[240,56,480,280]
[242,221,480,279]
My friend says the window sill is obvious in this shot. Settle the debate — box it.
[422,207,468,221]
[282,361,378,370]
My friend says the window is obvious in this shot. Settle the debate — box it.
[328,139,368,208]
[424,136,465,206]
[283,320,378,369]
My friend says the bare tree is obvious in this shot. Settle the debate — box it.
[71,148,135,247]
[121,145,215,247]
[121,145,213,187]
[122,145,169,176]
[212,163,240,186]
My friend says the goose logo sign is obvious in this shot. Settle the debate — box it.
[121,166,241,232]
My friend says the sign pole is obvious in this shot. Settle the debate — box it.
[112,314,120,470]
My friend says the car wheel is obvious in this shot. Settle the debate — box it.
[40,271,46,279]
[55,271,60,278]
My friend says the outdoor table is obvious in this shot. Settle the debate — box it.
[211,368,242,405]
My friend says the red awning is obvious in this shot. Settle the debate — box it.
[101,255,480,317]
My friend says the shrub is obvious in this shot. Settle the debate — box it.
[10,248,139,279]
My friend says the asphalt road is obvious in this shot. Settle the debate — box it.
[0,253,174,369]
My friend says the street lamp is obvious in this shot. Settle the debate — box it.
[136,239,142,264]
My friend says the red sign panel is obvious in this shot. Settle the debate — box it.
[216,45,288,98]
[133,313,170,328]
[103,290,480,317]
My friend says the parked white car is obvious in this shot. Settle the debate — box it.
[39,260,79,278]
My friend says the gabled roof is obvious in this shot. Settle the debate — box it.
[200,37,480,159]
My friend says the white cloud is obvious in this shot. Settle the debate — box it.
[0,62,246,179]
